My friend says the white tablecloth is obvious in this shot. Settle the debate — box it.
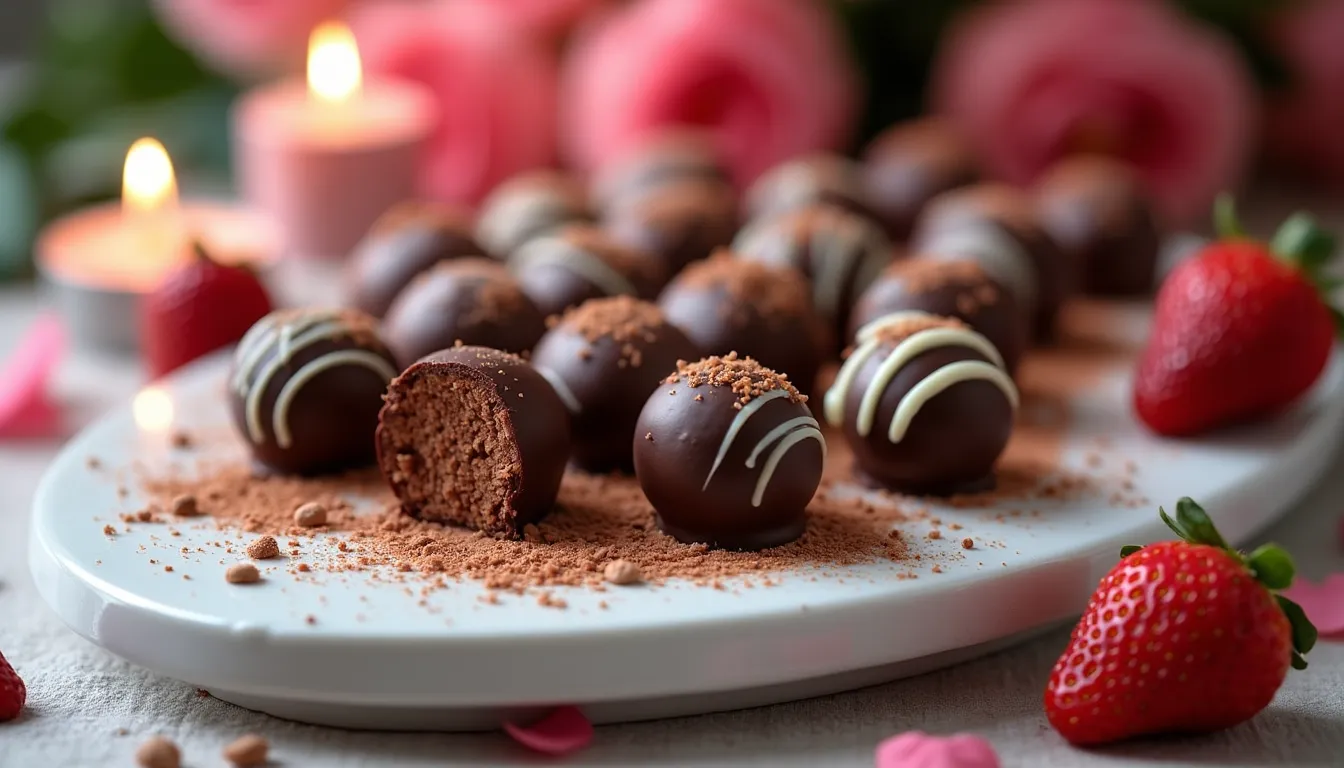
[3,280,1344,768]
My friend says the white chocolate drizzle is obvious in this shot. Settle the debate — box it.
[230,310,398,449]
[537,366,583,414]
[921,223,1038,315]
[823,313,1018,443]
[701,389,826,508]
[510,236,638,298]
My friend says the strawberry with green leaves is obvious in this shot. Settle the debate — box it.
[1045,498,1316,746]
[1134,196,1340,436]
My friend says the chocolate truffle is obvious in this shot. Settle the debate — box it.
[531,297,700,473]
[376,346,571,537]
[476,171,593,259]
[912,183,1069,341]
[510,224,666,319]
[861,118,979,242]
[1035,155,1161,296]
[382,258,546,367]
[744,153,875,224]
[604,178,740,277]
[848,259,1026,375]
[633,354,825,549]
[658,253,826,394]
[823,314,1018,494]
[345,201,484,318]
[229,308,399,476]
[591,128,731,213]
[732,204,895,339]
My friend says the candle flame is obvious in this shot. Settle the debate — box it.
[122,138,178,216]
[308,21,362,105]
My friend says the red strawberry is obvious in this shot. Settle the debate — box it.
[1045,498,1316,746]
[0,650,25,721]
[140,242,272,379]
[1134,196,1340,436]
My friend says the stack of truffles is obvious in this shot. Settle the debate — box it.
[226,120,1165,551]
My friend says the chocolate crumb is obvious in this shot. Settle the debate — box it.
[961,538,974,550]
[246,536,280,560]
[103,525,116,536]
[931,564,943,574]
[170,494,199,517]
[305,614,317,625]
[603,559,643,585]
[86,456,102,470]
[293,502,327,528]
[225,563,261,584]
[170,431,194,449]
[222,734,269,767]
[135,736,181,768]
[927,529,942,540]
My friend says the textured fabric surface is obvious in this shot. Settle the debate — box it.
[3,279,1344,768]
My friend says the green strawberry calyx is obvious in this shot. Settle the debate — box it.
[1215,193,1344,335]
[1120,497,1318,671]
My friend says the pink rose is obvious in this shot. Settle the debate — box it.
[560,0,860,188]
[1266,0,1344,187]
[478,0,612,42]
[152,0,350,78]
[355,1,559,206]
[933,0,1257,225]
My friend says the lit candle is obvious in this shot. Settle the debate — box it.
[35,138,276,352]
[232,20,435,260]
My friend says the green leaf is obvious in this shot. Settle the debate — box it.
[1214,194,1245,239]
[1291,650,1309,671]
[1271,213,1338,269]
[1332,308,1344,338]
[1247,544,1296,590]
[1175,498,1230,549]
[1120,545,1143,557]
[1158,507,1188,540]
[1277,595,1318,657]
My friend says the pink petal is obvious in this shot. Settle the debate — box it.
[1281,574,1344,638]
[0,314,65,440]
[503,706,593,756]
[876,732,1000,768]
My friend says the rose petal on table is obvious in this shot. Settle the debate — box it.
[0,314,65,439]
[875,731,1000,768]
[1281,574,1344,638]
[503,706,593,755]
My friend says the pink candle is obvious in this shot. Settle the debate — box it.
[231,22,435,260]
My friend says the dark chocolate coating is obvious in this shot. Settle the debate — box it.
[603,178,740,277]
[476,171,593,259]
[531,298,700,473]
[848,259,1027,375]
[912,183,1070,341]
[345,202,485,318]
[376,346,571,536]
[592,129,731,213]
[382,258,546,367]
[744,153,877,225]
[1035,156,1161,296]
[861,119,978,242]
[510,224,666,319]
[732,203,896,341]
[228,308,399,476]
[633,373,823,549]
[657,257,826,395]
[828,329,1014,494]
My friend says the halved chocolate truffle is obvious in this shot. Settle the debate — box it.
[476,171,593,259]
[657,252,826,394]
[912,183,1069,341]
[510,224,665,319]
[531,296,699,473]
[382,258,546,367]
[732,204,895,340]
[1035,155,1161,296]
[823,314,1018,495]
[229,308,399,476]
[345,201,484,318]
[861,118,978,243]
[591,128,731,213]
[848,259,1026,375]
[376,346,572,538]
[603,178,739,277]
[744,153,875,224]
[633,354,825,550]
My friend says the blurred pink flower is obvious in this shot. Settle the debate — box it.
[152,0,350,78]
[355,1,559,205]
[1266,0,1344,187]
[933,0,1257,225]
[561,0,860,188]
[479,0,612,41]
